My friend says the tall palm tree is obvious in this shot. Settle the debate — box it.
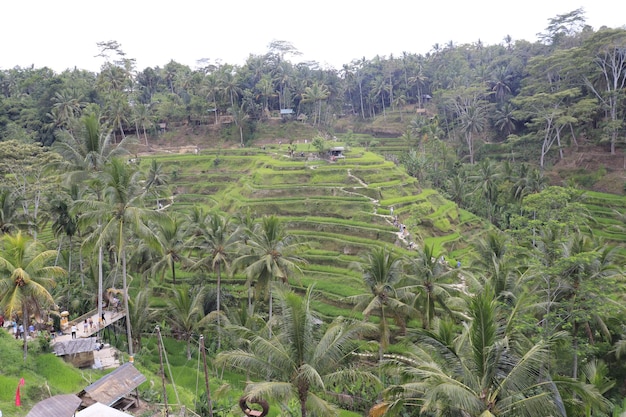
[165,285,206,360]
[228,102,249,146]
[128,288,158,352]
[217,286,378,417]
[144,159,170,210]
[49,186,79,285]
[52,113,129,182]
[132,103,154,147]
[0,187,24,234]
[0,231,66,359]
[404,243,465,330]
[190,212,240,349]
[144,214,189,285]
[76,158,164,356]
[234,215,306,332]
[302,81,330,126]
[347,247,413,361]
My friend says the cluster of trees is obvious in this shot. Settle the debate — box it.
[0,111,624,416]
[1,10,625,162]
[0,7,626,417]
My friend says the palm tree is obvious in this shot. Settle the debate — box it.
[144,159,170,211]
[347,247,413,361]
[234,215,306,332]
[53,113,129,182]
[132,103,154,147]
[128,288,158,352]
[0,231,66,359]
[144,214,189,285]
[49,186,79,286]
[0,187,24,234]
[217,286,378,417]
[378,287,605,417]
[404,243,465,330]
[302,81,330,126]
[190,212,240,349]
[165,285,206,360]
[76,158,164,356]
[104,90,130,143]
[228,102,249,146]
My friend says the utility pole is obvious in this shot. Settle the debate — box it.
[156,326,169,416]
[200,335,213,417]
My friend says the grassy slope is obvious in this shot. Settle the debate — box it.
[143,141,488,315]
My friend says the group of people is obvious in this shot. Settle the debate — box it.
[1,315,37,340]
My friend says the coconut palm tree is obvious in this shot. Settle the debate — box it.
[190,212,240,349]
[52,112,129,182]
[0,187,25,234]
[234,215,306,333]
[49,186,79,286]
[228,102,248,146]
[128,288,158,352]
[404,243,466,330]
[302,81,330,126]
[377,286,608,417]
[347,247,414,361]
[217,286,378,417]
[0,231,66,359]
[144,214,189,285]
[165,285,206,360]
[76,158,165,356]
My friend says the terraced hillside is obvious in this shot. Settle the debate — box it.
[144,143,486,317]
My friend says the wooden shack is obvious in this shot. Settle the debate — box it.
[78,362,147,412]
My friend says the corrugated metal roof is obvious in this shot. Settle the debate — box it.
[81,363,147,406]
[53,338,97,355]
[76,402,133,417]
[26,394,82,417]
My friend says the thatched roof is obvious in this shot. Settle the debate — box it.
[26,394,82,417]
[79,363,146,406]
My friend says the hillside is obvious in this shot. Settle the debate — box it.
[142,138,487,317]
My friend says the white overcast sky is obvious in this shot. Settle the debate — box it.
[2,0,625,73]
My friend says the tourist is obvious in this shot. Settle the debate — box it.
[71,324,77,339]
[83,319,89,333]
[89,317,94,330]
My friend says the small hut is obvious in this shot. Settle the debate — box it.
[78,362,147,412]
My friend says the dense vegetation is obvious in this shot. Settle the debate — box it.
[0,7,626,417]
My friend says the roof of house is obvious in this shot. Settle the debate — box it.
[80,362,147,406]
[76,402,133,417]
[26,394,82,417]
[53,338,97,356]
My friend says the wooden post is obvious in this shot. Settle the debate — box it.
[156,326,169,416]
[200,335,213,417]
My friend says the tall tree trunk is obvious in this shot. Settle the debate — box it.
[22,304,28,360]
[216,262,221,350]
[122,248,133,356]
[98,244,103,333]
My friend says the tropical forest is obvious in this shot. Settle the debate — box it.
[1,8,626,417]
